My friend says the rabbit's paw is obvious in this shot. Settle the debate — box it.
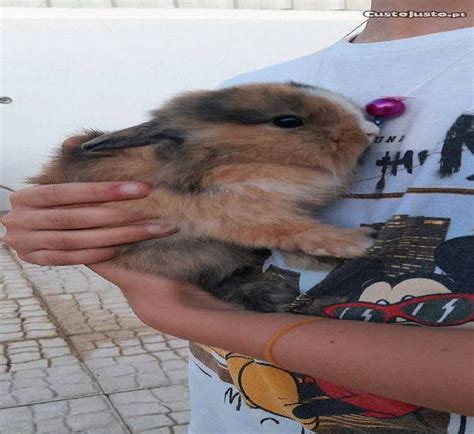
[293,226,375,258]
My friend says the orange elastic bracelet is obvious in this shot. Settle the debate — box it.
[264,317,326,367]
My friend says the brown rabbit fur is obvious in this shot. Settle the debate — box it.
[28,82,378,312]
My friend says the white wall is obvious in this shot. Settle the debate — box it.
[0,8,365,209]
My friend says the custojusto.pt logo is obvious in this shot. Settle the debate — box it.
[363,10,468,18]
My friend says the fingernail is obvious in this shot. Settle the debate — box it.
[146,223,176,234]
[120,183,143,196]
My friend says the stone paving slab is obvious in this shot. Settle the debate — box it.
[0,395,128,434]
[43,288,145,336]
[110,385,190,433]
[0,244,58,343]
[19,261,117,296]
[0,298,58,343]
[0,225,191,432]
[70,328,188,393]
[16,255,147,335]
[0,245,34,300]
[0,337,101,408]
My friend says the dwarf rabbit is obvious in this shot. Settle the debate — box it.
[28,82,379,312]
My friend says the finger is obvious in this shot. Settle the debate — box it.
[61,135,91,149]
[20,247,121,266]
[18,207,150,230]
[21,223,178,251]
[10,182,151,208]
[61,133,96,149]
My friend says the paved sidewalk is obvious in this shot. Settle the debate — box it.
[0,226,190,434]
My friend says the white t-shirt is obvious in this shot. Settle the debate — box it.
[188,27,474,434]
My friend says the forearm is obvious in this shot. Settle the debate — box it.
[91,267,474,416]
[261,315,474,416]
[137,290,473,416]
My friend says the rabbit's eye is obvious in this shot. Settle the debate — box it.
[272,115,305,129]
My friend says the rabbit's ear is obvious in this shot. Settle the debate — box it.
[80,121,184,152]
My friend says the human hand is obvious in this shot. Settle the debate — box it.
[1,135,177,266]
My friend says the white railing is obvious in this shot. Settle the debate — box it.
[0,0,372,10]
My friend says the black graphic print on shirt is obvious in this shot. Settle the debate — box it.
[291,215,473,327]
[283,216,473,431]
[439,113,474,179]
[354,113,474,193]
[190,215,473,433]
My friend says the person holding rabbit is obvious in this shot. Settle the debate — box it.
[2,0,473,432]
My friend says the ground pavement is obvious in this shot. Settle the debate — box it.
[0,225,190,434]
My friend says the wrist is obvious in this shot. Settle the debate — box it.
[121,277,184,318]
[155,307,311,361]
[121,278,244,333]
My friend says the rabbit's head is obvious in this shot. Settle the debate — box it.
[29,82,378,192]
